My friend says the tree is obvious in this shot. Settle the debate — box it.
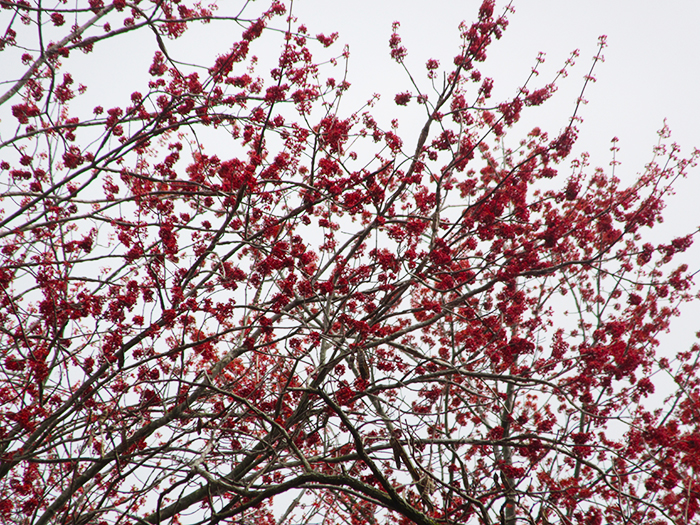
[1,1,699,524]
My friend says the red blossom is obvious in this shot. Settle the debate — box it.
[62,147,84,169]
[242,19,266,41]
[394,92,412,105]
[524,85,554,106]
[89,0,104,13]
[389,22,407,62]
[316,32,338,47]
[11,103,40,124]
[50,12,65,26]
[498,97,522,125]
[317,116,351,154]
[551,127,577,158]
[479,77,494,98]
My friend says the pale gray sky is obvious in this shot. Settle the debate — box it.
[292,1,699,181]
[3,0,698,344]
[291,0,700,350]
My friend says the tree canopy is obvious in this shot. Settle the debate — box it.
[1,1,699,524]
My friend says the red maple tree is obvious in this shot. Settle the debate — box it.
[1,1,699,524]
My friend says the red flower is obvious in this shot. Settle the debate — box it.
[316,32,338,47]
[394,92,412,106]
[50,12,65,26]
[317,116,351,154]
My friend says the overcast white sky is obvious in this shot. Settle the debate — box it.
[4,1,698,195]
[292,0,699,182]
[290,0,700,349]
[49,0,699,188]
[3,0,698,349]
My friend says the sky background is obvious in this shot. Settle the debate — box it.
[3,0,699,353]
[50,0,699,189]
[289,0,700,350]
[291,0,699,183]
